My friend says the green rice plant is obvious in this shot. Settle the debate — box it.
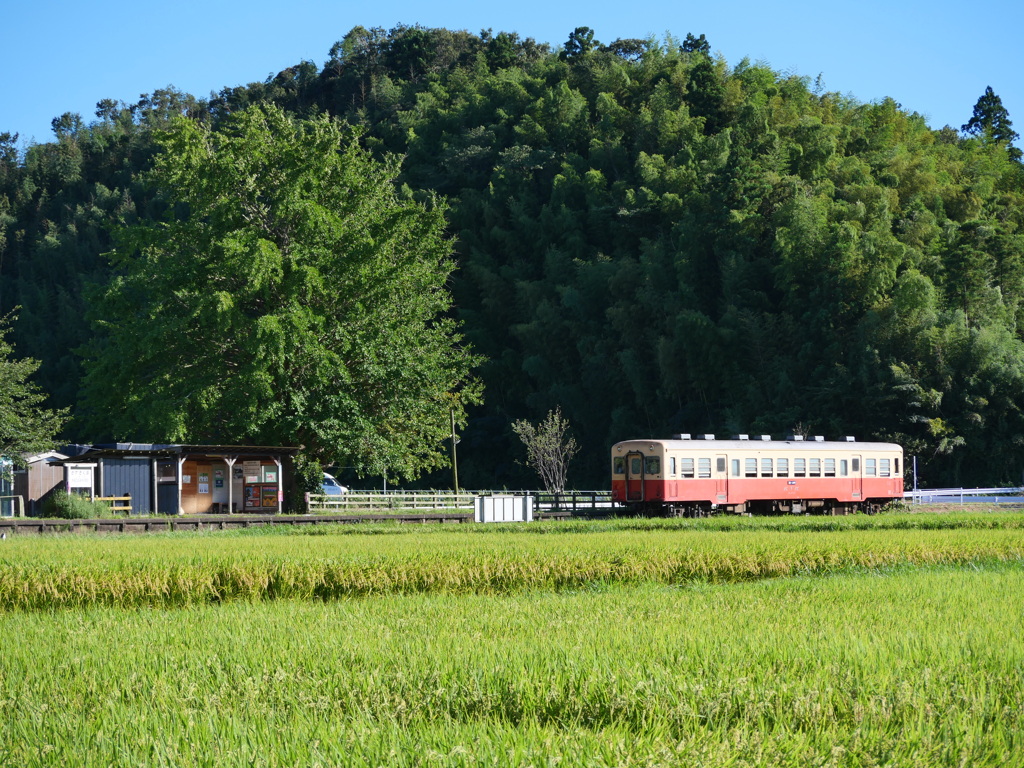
[0,523,1021,610]
[0,562,1020,766]
[220,509,1024,537]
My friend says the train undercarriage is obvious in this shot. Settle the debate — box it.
[628,498,888,517]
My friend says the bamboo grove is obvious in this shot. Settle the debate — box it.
[2,26,1023,488]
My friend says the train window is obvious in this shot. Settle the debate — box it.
[698,458,711,478]
[681,458,694,478]
[716,457,726,473]
[745,458,757,477]
[761,458,772,477]
[731,459,740,477]
[776,458,789,477]
[794,458,806,477]
[824,458,836,477]
[840,460,848,477]
[852,458,860,472]
[613,457,625,475]
[630,457,642,475]
[894,457,900,475]
[809,458,821,477]
[865,459,876,476]
[670,457,677,476]
[880,459,890,477]
[645,456,661,475]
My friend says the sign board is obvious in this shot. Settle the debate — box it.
[243,461,261,483]
[67,467,94,489]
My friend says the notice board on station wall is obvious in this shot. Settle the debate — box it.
[243,461,262,483]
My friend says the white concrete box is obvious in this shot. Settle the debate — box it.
[474,495,534,523]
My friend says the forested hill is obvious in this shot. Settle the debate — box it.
[2,25,1023,488]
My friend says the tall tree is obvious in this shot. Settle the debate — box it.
[681,33,711,55]
[80,104,480,483]
[0,314,68,463]
[561,26,599,61]
[962,86,1021,159]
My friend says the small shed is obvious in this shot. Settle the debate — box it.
[11,451,68,516]
[58,444,301,515]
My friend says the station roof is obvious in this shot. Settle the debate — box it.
[56,444,302,462]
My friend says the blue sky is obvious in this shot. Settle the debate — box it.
[2,0,1022,147]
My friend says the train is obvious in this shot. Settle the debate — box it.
[611,434,904,516]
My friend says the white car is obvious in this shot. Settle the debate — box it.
[322,473,348,496]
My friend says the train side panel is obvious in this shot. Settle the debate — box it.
[611,438,904,514]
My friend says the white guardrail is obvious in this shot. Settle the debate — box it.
[905,487,1024,504]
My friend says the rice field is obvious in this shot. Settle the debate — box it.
[1,513,1022,766]
[0,514,1022,610]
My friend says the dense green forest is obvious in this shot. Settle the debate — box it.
[2,25,1023,489]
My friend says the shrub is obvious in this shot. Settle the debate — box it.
[42,490,117,519]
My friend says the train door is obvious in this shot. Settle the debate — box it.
[851,454,863,504]
[625,451,644,502]
[715,454,728,503]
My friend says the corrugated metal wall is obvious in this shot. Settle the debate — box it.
[101,458,151,515]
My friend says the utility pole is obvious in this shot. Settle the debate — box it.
[451,409,459,492]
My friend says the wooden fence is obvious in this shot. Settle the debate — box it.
[307,490,479,513]
[307,489,614,515]
[97,495,133,513]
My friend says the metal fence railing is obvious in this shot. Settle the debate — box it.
[905,487,1024,504]
[533,491,613,513]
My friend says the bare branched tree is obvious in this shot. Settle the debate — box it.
[511,407,579,493]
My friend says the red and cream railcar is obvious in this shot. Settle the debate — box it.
[611,435,903,516]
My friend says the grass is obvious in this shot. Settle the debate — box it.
[0,561,1020,766]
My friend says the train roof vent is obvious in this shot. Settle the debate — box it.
[701,434,716,440]
[813,435,825,442]
[787,434,804,441]
[734,434,750,440]
[844,436,856,442]
[759,435,771,441]
[673,433,691,440]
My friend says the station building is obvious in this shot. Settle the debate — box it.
[57,444,300,515]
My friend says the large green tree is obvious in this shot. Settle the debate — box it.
[80,104,479,482]
[962,86,1021,160]
[0,314,67,462]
